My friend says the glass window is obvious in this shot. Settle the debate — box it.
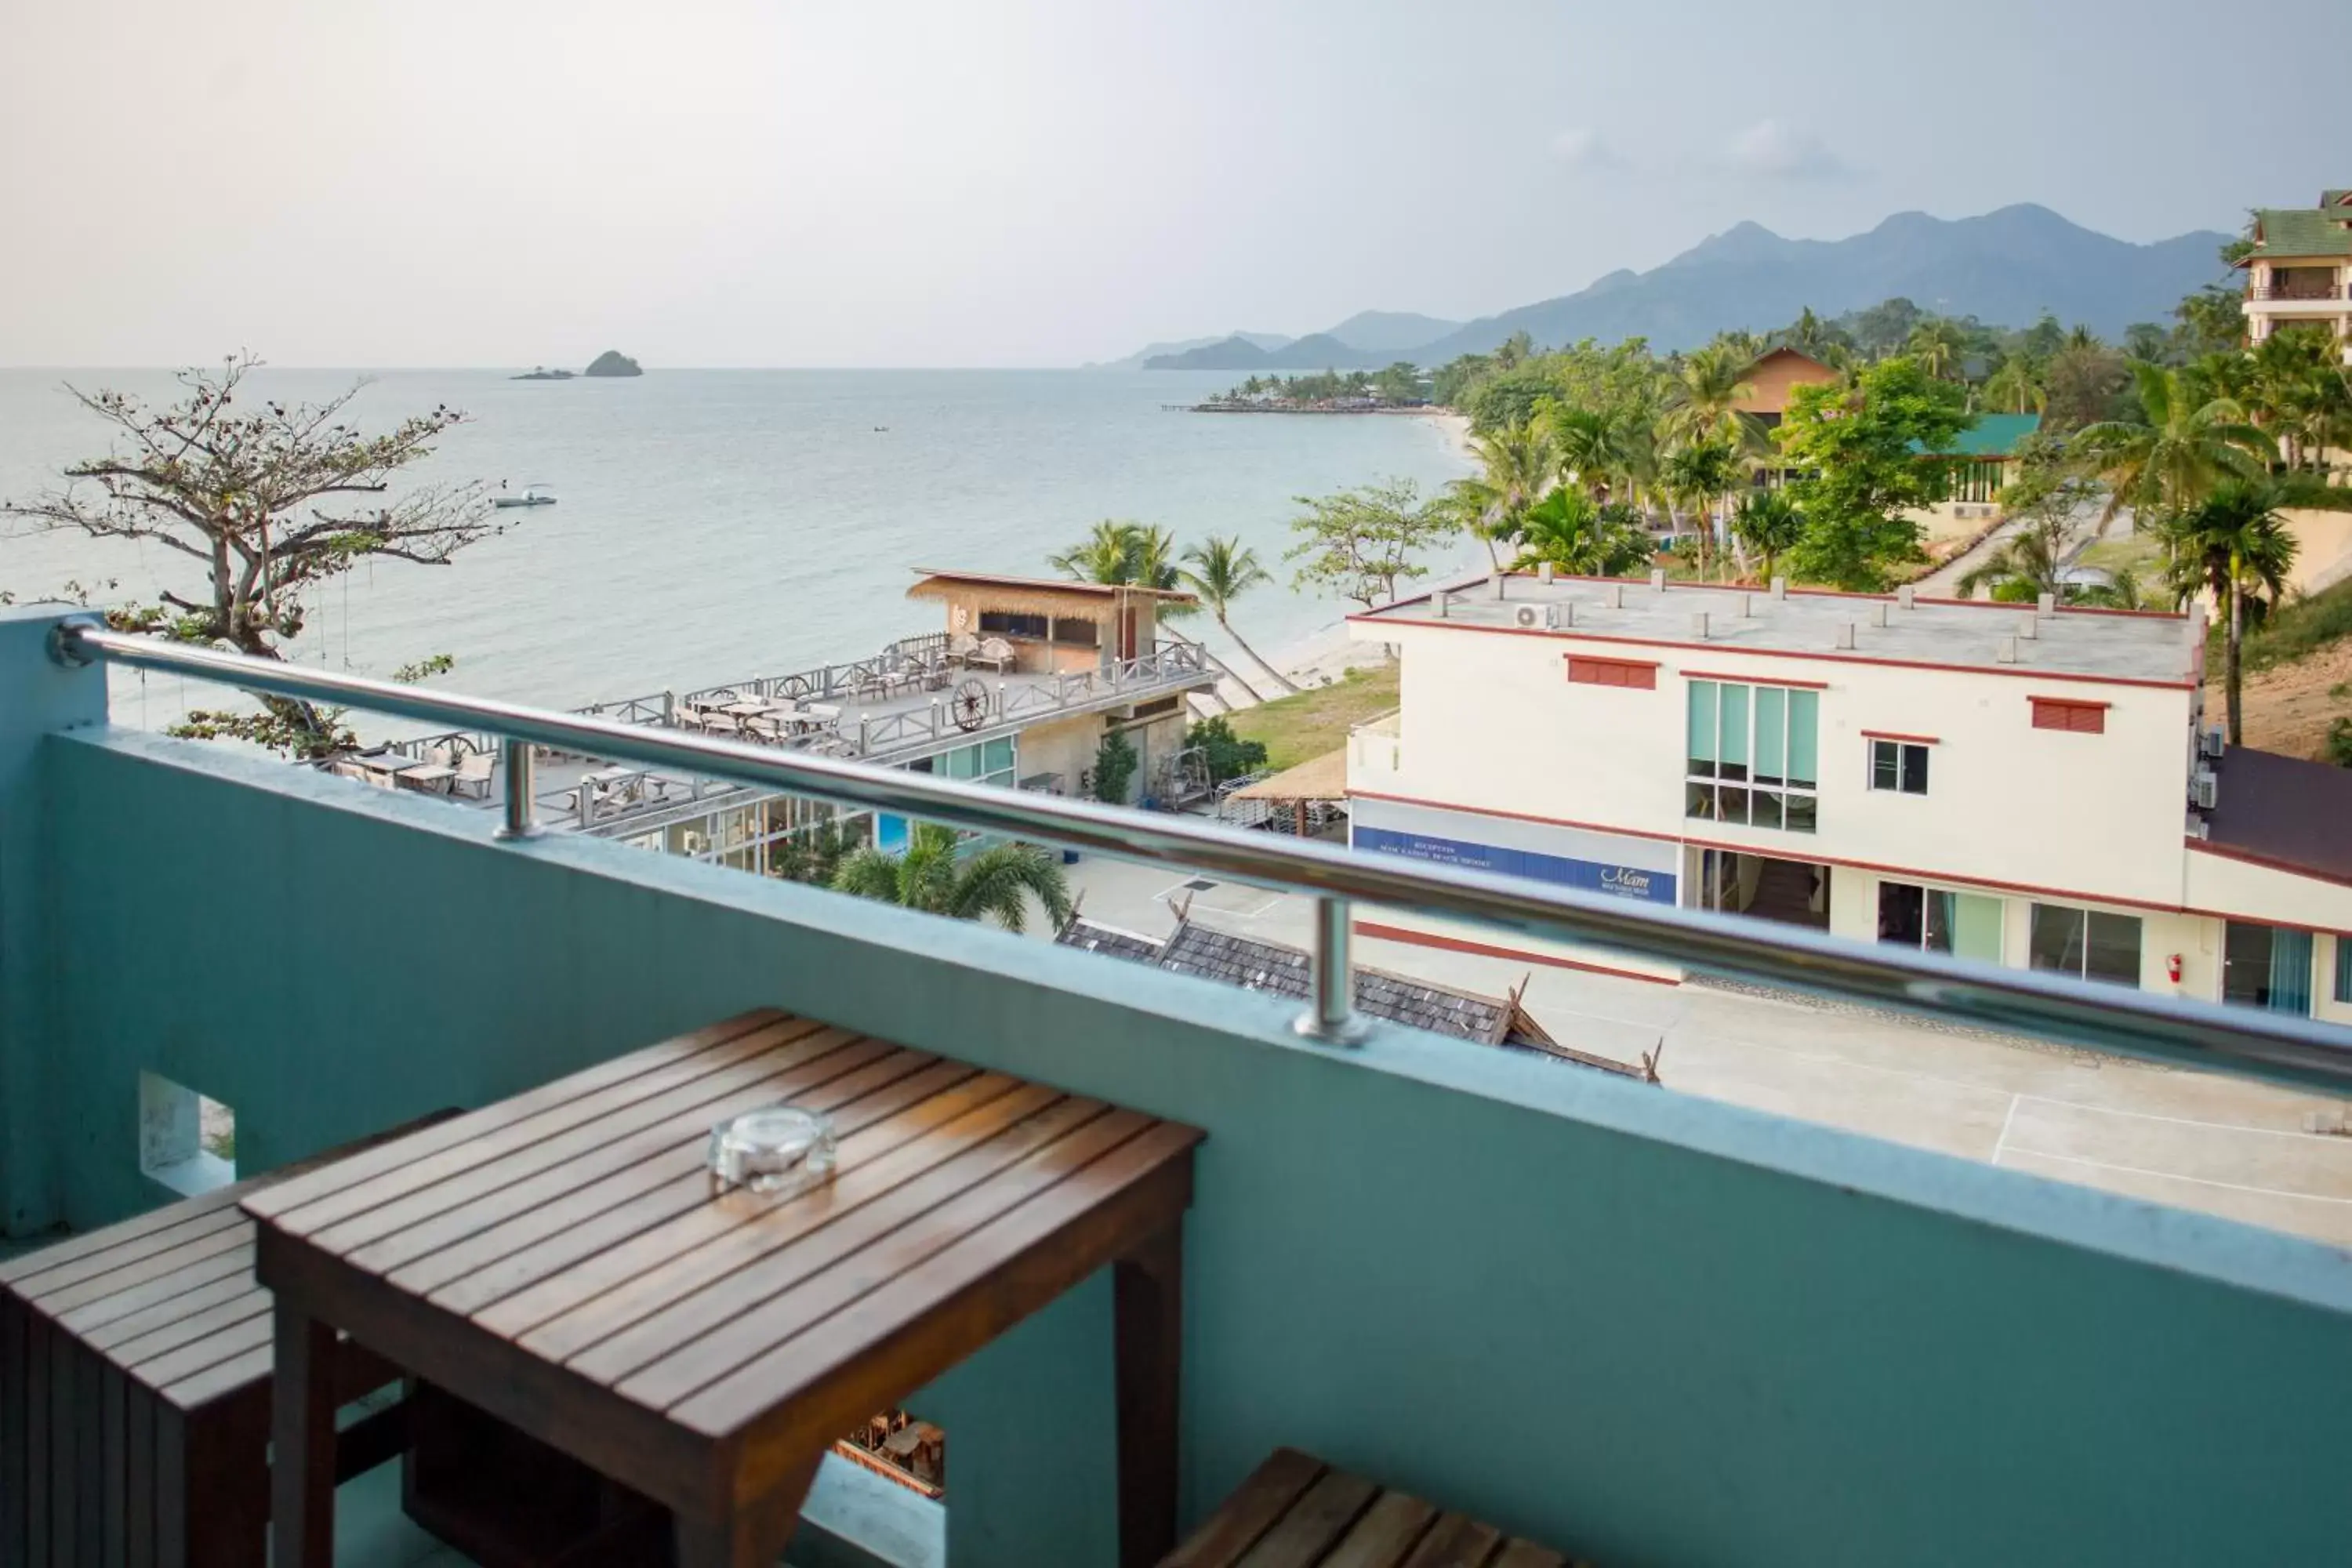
[1881,884,2003,961]
[1688,681,1718,778]
[1719,684,1749,782]
[1948,893,2004,963]
[1878,882,1926,947]
[2085,912,2142,986]
[2031,904,2140,985]
[2226,923,2314,1014]
[2336,936,2352,1004]
[1686,681,1817,832]
[1787,690,1819,788]
[1754,688,1786,784]
[1868,740,1929,794]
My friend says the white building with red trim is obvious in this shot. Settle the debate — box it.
[1345,570,2352,1023]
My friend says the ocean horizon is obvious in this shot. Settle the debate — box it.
[0,367,1472,733]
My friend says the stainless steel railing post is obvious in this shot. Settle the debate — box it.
[494,737,538,840]
[1294,895,1368,1045]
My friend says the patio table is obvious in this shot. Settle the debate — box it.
[400,764,459,793]
[245,1008,1201,1568]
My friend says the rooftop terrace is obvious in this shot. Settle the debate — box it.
[1354,572,2202,684]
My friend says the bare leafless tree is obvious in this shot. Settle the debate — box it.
[2,354,503,756]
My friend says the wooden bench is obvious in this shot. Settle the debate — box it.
[0,1123,446,1566]
[1163,1448,1584,1568]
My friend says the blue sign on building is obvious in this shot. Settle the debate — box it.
[1352,826,1675,904]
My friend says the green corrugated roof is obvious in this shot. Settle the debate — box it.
[1922,413,2041,459]
[2252,207,2352,258]
[2321,190,2352,208]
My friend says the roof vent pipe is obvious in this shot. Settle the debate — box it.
[1740,593,1755,619]
[1996,636,2018,664]
[1691,612,1711,641]
[1537,562,1556,584]
[1835,622,1857,650]
[1491,574,1507,601]
[1558,601,1576,627]
[2037,591,2057,617]
[1869,601,1889,628]
[1896,585,1915,611]
[2018,613,2039,641]
[1434,593,1450,619]
[1769,576,1788,600]
[1606,583,1624,609]
[1650,568,1668,592]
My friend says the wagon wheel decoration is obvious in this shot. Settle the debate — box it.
[951,677,992,732]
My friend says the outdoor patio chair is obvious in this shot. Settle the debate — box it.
[449,750,495,800]
[1162,1448,1579,1567]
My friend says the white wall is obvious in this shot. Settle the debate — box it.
[1361,619,2198,909]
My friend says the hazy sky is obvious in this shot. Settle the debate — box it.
[4,0,2346,368]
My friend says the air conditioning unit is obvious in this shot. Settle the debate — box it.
[2192,769,2219,811]
[2201,724,2226,760]
[1512,604,1560,630]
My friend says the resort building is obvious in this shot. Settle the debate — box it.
[1345,570,2352,1022]
[362,568,1215,868]
[2238,188,2352,361]
[1730,345,1835,429]
[1737,347,2033,542]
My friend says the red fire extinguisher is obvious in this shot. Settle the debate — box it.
[2166,953,2183,985]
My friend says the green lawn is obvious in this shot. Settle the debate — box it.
[2076,533,2163,578]
[1226,661,1399,772]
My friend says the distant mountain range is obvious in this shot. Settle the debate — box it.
[1112,205,2234,371]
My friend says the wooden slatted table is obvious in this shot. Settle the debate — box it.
[1163,1449,1581,1568]
[242,1008,1204,1568]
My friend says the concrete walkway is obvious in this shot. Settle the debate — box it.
[1051,851,2352,1247]
[1914,498,2111,599]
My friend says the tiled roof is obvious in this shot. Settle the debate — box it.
[1928,412,2042,459]
[1056,918,1164,964]
[1057,916,1652,1078]
[2249,208,2352,260]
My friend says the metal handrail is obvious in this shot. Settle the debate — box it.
[48,619,2352,1091]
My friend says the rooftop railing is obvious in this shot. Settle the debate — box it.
[49,618,2352,1092]
[2249,283,2349,301]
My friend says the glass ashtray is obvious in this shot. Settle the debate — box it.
[707,1105,837,1196]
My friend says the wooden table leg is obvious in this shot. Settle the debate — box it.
[1115,1221,1185,1568]
[270,1304,339,1568]
[672,1456,819,1568]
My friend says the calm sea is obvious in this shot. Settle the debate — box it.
[0,368,1470,728]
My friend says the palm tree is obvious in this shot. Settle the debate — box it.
[1540,404,1632,500]
[1730,489,1806,585]
[1979,354,2046,416]
[1444,419,1554,568]
[2244,328,2352,473]
[1050,520,1145,583]
[1048,521,1195,618]
[832,822,1073,935]
[2162,477,2352,742]
[1663,345,1763,453]
[2071,362,2273,528]
[1179,535,1294,698]
[1906,318,1969,382]
[1955,528,2064,603]
[1662,438,1740,579]
[1508,490,1653,577]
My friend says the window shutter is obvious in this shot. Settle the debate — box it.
[1566,656,1657,691]
[2031,698,2107,734]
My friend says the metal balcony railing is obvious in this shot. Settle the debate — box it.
[45,618,2352,1091]
[2249,284,2349,301]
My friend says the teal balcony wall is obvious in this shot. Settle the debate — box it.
[7,608,2352,1566]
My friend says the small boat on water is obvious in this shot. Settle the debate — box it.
[494,484,557,510]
